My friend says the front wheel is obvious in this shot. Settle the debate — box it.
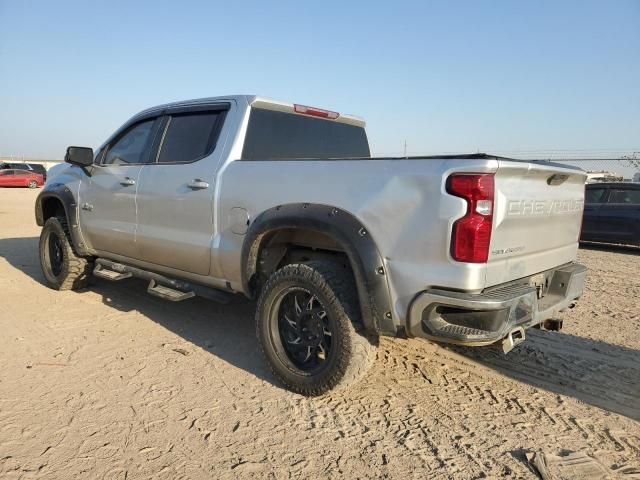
[256,261,378,396]
[39,216,93,290]
[28,180,38,188]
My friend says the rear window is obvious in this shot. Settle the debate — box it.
[241,108,370,160]
[157,111,226,164]
[608,188,640,205]
[585,188,607,204]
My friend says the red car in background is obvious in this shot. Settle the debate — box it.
[0,169,44,188]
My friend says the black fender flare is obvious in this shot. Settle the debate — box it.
[241,203,398,336]
[35,184,91,256]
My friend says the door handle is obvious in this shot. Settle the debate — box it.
[187,179,209,190]
[120,177,136,186]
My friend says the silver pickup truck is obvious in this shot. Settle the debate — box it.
[36,95,587,395]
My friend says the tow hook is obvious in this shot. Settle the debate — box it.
[501,326,526,354]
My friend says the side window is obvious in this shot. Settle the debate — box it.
[157,111,225,164]
[0,170,9,176]
[103,120,156,165]
[608,188,640,205]
[585,188,607,204]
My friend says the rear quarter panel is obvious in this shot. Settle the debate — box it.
[215,158,499,320]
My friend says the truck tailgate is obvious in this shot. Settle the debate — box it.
[485,160,586,288]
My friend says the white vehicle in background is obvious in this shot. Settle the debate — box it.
[44,162,71,183]
[586,170,623,183]
[35,95,587,395]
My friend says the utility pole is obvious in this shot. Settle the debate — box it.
[403,140,407,158]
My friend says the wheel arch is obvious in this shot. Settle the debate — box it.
[35,185,90,256]
[241,203,398,336]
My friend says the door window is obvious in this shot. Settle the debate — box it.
[585,188,607,204]
[103,120,156,165]
[608,188,640,204]
[0,170,14,176]
[156,111,226,164]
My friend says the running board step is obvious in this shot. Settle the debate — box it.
[93,264,133,281]
[94,258,235,304]
[147,279,195,302]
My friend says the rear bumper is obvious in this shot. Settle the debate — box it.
[407,263,587,346]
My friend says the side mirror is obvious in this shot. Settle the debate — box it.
[65,146,94,167]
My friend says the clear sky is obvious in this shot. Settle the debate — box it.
[1,0,639,161]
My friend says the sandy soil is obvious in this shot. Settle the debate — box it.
[0,188,639,479]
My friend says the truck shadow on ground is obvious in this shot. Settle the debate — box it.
[0,236,274,387]
[1,235,639,420]
[448,330,640,421]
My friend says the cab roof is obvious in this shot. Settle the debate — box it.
[136,95,366,128]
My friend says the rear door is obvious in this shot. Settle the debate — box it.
[597,186,640,245]
[135,104,230,275]
[79,117,161,258]
[485,161,587,287]
[13,170,30,187]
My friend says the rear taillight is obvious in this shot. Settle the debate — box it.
[446,173,495,263]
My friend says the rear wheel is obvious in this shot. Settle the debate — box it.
[256,261,378,396]
[39,216,93,290]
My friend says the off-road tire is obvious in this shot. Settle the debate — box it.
[256,261,378,396]
[39,216,93,290]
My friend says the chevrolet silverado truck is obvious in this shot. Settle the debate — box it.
[36,95,587,395]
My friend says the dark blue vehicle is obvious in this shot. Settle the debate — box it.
[581,182,640,246]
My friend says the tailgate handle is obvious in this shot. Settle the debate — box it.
[547,174,569,185]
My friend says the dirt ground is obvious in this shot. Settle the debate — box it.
[1,188,639,479]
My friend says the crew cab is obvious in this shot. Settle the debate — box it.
[35,95,587,395]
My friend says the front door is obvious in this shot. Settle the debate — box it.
[135,105,229,275]
[79,118,159,258]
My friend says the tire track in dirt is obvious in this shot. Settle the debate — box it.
[1,190,640,478]
[447,330,640,421]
